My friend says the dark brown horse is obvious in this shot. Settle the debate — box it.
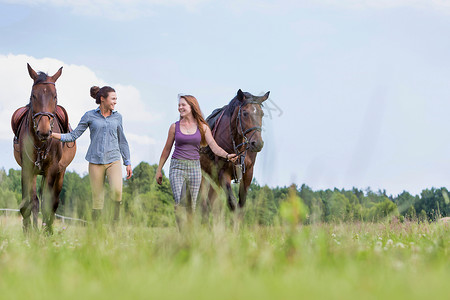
[11,64,76,233]
[200,89,269,214]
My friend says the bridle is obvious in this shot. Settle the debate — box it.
[232,100,262,155]
[28,81,57,171]
[30,81,56,134]
[229,100,263,179]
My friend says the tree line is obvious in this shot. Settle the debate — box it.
[0,162,448,226]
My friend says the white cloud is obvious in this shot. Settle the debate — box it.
[0,53,162,174]
[114,84,157,123]
[126,133,157,146]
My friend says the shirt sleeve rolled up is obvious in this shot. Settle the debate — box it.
[60,112,89,142]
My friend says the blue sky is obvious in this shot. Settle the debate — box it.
[1,0,450,195]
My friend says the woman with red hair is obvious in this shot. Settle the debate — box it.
[156,94,237,217]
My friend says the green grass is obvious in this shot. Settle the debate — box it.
[0,215,448,300]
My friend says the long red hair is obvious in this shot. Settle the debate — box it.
[180,95,208,146]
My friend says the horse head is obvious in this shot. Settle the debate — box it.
[231,89,269,153]
[27,63,62,140]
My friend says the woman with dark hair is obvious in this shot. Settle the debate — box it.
[52,86,132,222]
[156,94,237,220]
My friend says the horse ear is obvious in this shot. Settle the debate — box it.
[259,91,270,103]
[237,89,245,102]
[51,66,63,82]
[27,63,38,81]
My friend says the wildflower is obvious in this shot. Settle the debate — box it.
[374,241,382,253]
[395,242,405,249]
[392,260,404,270]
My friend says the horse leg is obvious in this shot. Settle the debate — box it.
[52,170,65,217]
[220,172,236,211]
[238,167,253,208]
[32,192,39,230]
[19,168,36,233]
[42,171,63,234]
[199,179,210,224]
[200,171,222,221]
[41,175,51,234]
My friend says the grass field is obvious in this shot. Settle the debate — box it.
[0,215,448,300]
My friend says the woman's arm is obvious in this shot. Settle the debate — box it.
[52,112,89,142]
[117,114,132,179]
[156,123,176,185]
[203,124,237,162]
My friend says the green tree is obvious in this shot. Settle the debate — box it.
[405,205,416,221]
[325,191,350,222]
[418,209,428,223]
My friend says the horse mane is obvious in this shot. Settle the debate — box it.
[35,72,49,84]
[29,72,49,104]
[225,92,254,117]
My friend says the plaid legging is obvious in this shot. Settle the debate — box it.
[169,158,202,211]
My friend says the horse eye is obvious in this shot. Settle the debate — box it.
[243,111,248,117]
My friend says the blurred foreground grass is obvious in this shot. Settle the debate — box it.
[0,215,448,300]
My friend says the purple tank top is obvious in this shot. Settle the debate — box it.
[172,121,201,160]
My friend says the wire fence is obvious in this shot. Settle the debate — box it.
[0,208,88,224]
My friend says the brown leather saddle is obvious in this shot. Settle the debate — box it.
[11,105,72,143]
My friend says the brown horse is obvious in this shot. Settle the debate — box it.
[11,64,76,233]
[200,89,269,214]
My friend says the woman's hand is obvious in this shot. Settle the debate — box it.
[126,165,133,179]
[156,170,163,185]
[51,132,61,140]
[227,153,238,163]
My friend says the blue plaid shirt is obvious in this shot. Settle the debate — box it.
[60,108,131,166]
